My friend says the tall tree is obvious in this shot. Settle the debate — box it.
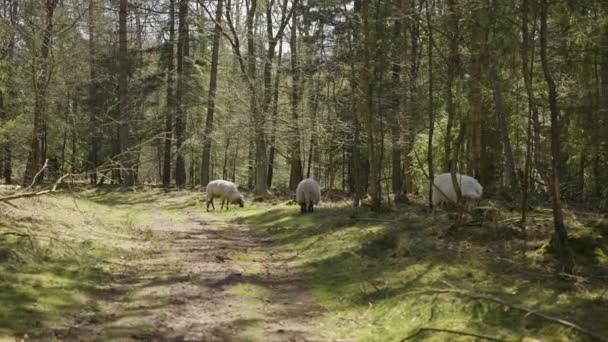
[163,0,176,187]
[201,0,224,186]
[426,0,435,209]
[288,7,303,190]
[267,39,283,187]
[466,0,484,181]
[0,0,17,184]
[540,0,570,270]
[118,0,134,186]
[174,0,189,187]
[87,0,99,185]
[23,0,60,185]
[360,0,380,210]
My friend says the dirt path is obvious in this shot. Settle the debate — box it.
[63,208,326,341]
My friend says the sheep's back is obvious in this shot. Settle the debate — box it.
[206,180,238,198]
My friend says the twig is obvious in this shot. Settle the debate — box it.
[400,327,506,342]
[23,159,49,191]
[0,173,71,203]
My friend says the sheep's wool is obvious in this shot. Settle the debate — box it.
[296,178,321,207]
[206,180,243,204]
[432,173,482,206]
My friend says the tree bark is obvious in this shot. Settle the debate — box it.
[360,0,380,210]
[426,0,435,209]
[162,0,176,187]
[466,2,484,181]
[23,0,59,186]
[520,0,536,223]
[118,0,134,186]
[444,0,463,214]
[201,0,224,186]
[489,62,519,194]
[267,39,284,187]
[87,0,99,185]
[540,0,571,270]
[0,0,16,184]
[174,0,189,187]
[288,10,303,190]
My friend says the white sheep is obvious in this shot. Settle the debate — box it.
[296,178,321,214]
[432,173,482,208]
[205,179,244,210]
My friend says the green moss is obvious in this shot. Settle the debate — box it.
[0,192,156,339]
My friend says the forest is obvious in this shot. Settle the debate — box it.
[0,0,607,340]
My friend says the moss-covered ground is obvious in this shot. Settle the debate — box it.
[1,188,606,341]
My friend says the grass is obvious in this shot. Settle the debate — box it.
[224,199,608,342]
[1,188,606,341]
[0,190,158,339]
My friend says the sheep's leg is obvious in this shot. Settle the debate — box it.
[221,200,225,210]
[300,203,306,214]
[208,199,215,211]
[308,203,314,213]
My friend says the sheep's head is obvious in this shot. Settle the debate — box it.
[232,195,245,207]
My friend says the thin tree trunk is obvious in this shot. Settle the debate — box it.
[87,0,99,185]
[289,11,303,190]
[520,0,535,223]
[540,0,571,271]
[467,2,484,180]
[445,0,463,216]
[118,0,134,186]
[23,0,59,185]
[162,0,176,187]
[201,0,224,186]
[426,0,435,209]
[490,62,519,194]
[360,0,380,210]
[174,0,189,187]
[267,39,283,187]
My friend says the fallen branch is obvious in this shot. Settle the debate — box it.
[397,287,608,342]
[400,327,506,341]
[23,159,49,191]
[0,173,70,203]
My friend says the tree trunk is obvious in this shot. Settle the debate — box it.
[87,0,99,185]
[467,3,484,181]
[360,0,380,210]
[490,63,519,194]
[402,0,419,196]
[288,11,303,190]
[23,0,59,186]
[444,0,463,213]
[118,0,134,186]
[1,0,16,184]
[174,0,189,187]
[540,0,571,271]
[426,0,435,209]
[520,0,535,223]
[162,0,176,187]
[201,0,223,186]
[391,1,403,195]
[267,40,284,187]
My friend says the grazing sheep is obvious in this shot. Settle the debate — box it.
[206,180,244,210]
[296,178,321,214]
[432,173,482,209]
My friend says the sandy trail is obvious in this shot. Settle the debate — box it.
[63,207,325,342]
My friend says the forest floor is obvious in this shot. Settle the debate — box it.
[1,187,607,341]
